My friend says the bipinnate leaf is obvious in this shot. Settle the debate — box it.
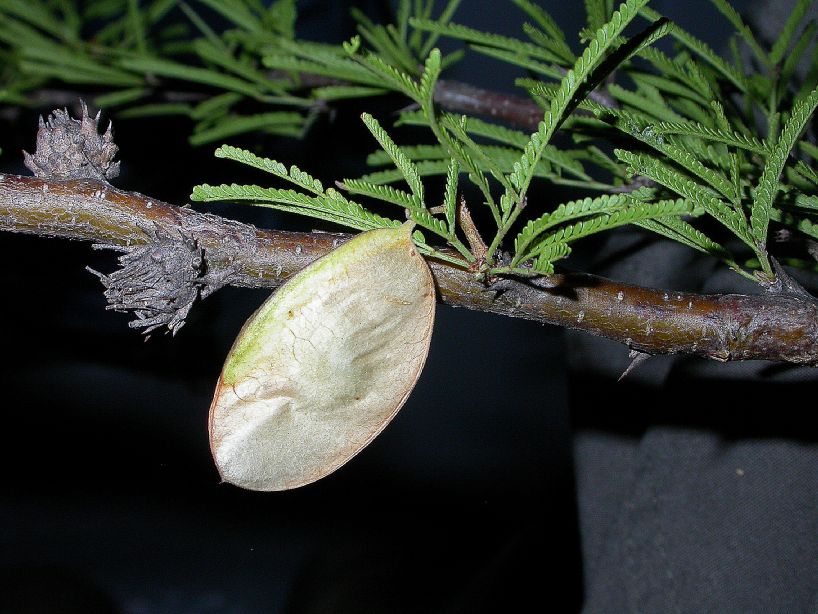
[751,85,818,245]
[209,223,436,491]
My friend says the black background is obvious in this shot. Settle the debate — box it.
[2,1,817,613]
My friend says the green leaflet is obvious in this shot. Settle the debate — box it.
[366,141,583,182]
[521,23,575,65]
[366,144,452,165]
[418,0,463,57]
[339,174,460,249]
[507,0,651,204]
[770,0,814,64]
[794,161,818,188]
[440,114,519,199]
[468,44,565,79]
[584,0,610,33]
[443,157,460,235]
[360,113,425,206]
[310,85,388,100]
[337,179,417,211]
[779,20,817,101]
[607,83,687,123]
[615,149,754,247]
[709,0,769,68]
[352,51,422,100]
[751,86,818,245]
[192,136,472,265]
[636,217,731,260]
[649,121,770,155]
[191,145,391,231]
[511,0,568,46]
[195,0,262,32]
[628,72,711,107]
[594,108,739,203]
[0,0,81,42]
[262,41,383,87]
[513,193,633,262]
[454,115,590,179]
[636,47,715,102]
[189,112,305,145]
[393,108,593,180]
[119,56,263,97]
[639,5,748,93]
[409,17,567,63]
[512,195,698,265]
[351,8,419,75]
[191,182,395,231]
[522,199,697,268]
[356,160,452,185]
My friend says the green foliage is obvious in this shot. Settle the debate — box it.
[191,140,472,264]
[359,113,424,206]
[519,198,696,274]
[615,148,755,246]
[513,193,640,260]
[636,216,731,261]
[639,5,748,93]
[485,0,663,266]
[3,0,818,283]
[644,121,770,155]
[751,86,818,246]
[770,0,813,65]
[506,0,652,203]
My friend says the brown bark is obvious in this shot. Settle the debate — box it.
[3,173,818,365]
[434,80,544,130]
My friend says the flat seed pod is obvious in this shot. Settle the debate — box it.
[209,222,436,491]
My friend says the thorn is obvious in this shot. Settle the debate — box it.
[765,256,816,301]
[618,349,651,381]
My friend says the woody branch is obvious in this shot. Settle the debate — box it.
[3,168,818,364]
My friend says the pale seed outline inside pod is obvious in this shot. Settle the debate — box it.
[208,222,436,491]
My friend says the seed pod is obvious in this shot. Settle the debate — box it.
[209,222,436,491]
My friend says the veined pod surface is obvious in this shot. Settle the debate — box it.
[209,222,436,491]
